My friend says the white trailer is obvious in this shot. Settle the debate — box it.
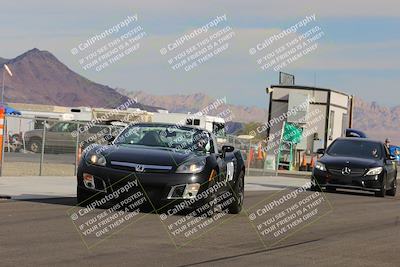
[151,112,226,138]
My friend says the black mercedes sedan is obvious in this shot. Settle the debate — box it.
[311,138,397,197]
[76,123,245,214]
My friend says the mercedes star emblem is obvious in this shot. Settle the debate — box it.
[342,167,351,176]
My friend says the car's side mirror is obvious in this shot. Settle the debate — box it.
[104,134,115,144]
[316,148,325,155]
[221,145,234,158]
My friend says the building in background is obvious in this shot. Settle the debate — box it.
[265,85,354,170]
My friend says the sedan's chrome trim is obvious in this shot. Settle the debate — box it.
[110,161,172,170]
[320,183,380,192]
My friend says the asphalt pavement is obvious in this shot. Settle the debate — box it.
[1,183,400,266]
[0,175,308,199]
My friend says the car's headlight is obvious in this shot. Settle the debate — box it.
[366,167,383,176]
[315,161,326,171]
[176,159,206,173]
[85,151,107,166]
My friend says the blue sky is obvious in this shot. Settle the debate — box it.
[1,0,399,108]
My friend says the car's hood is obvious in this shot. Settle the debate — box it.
[99,145,203,166]
[320,155,381,169]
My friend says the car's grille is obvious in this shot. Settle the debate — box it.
[110,161,173,173]
[328,167,366,177]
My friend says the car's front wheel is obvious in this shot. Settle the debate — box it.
[326,186,336,192]
[309,178,322,192]
[386,178,397,196]
[28,138,42,153]
[228,170,244,214]
[375,177,387,197]
[77,187,96,206]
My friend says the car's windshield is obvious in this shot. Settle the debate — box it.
[114,124,212,153]
[51,122,77,132]
[327,139,382,159]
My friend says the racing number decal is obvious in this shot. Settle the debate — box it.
[226,162,235,182]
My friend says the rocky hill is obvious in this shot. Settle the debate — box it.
[353,98,400,144]
[0,48,158,111]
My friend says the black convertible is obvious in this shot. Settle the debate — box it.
[77,123,245,214]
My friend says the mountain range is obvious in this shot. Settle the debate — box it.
[116,88,268,123]
[0,48,398,143]
[353,99,400,144]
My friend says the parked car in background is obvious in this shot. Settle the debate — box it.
[23,121,122,153]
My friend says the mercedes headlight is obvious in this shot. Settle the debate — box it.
[366,167,383,176]
[315,161,326,171]
[176,159,206,173]
[85,151,107,167]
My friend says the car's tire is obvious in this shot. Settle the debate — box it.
[195,178,217,217]
[326,186,336,192]
[228,170,245,214]
[386,178,397,196]
[77,187,96,207]
[28,138,42,153]
[199,193,216,217]
[309,179,322,192]
[375,178,387,197]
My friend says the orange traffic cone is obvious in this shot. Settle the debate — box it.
[77,145,82,164]
[300,153,307,171]
[257,143,263,160]
[248,147,254,167]
[310,155,315,167]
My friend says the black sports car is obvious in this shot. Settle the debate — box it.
[311,137,397,197]
[77,123,245,214]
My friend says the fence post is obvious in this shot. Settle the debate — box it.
[74,123,80,176]
[39,120,46,176]
[246,140,251,176]
[0,110,5,176]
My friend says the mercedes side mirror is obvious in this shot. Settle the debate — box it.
[316,148,325,155]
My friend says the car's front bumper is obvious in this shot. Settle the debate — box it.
[312,169,382,192]
[77,161,214,207]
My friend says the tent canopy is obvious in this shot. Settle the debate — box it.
[0,105,22,115]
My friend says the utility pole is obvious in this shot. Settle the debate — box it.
[2,64,13,105]
[1,67,4,105]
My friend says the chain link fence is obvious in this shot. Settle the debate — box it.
[1,116,289,177]
[225,135,273,176]
[1,115,123,176]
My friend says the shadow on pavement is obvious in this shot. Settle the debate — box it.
[322,189,375,197]
[14,196,198,216]
[17,196,77,206]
